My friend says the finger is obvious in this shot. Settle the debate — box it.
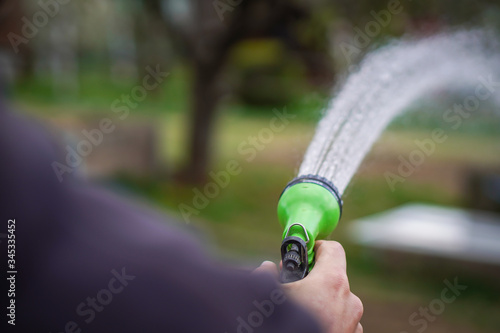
[309,240,347,278]
[354,323,363,333]
[253,261,279,279]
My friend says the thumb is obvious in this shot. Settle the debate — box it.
[253,261,279,279]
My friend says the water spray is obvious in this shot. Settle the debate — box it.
[277,30,500,283]
[278,174,343,283]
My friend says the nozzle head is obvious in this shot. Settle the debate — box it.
[277,175,343,282]
[278,175,343,242]
[280,174,343,218]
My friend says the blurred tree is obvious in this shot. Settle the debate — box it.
[0,0,34,83]
[144,0,334,183]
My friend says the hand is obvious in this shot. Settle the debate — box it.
[254,241,363,333]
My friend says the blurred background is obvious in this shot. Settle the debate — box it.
[1,0,500,332]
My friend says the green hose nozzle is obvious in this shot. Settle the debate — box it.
[278,175,343,283]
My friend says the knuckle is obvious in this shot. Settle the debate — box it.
[316,241,346,262]
[329,241,345,255]
[327,272,349,292]
[351,294,364,321]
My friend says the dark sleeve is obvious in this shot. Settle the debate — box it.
[0,109,323,333]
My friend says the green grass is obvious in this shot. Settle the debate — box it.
[11,65,191,116]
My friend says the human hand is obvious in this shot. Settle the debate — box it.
[254,241,363,333]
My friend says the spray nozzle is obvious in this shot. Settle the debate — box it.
[280,233,309,282]
[278,175,343,283]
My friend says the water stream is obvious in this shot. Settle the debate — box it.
[299,29,500,194]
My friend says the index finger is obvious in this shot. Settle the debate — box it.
[308,240,347,278]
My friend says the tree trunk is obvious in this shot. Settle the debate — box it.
[182,63,221,183]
